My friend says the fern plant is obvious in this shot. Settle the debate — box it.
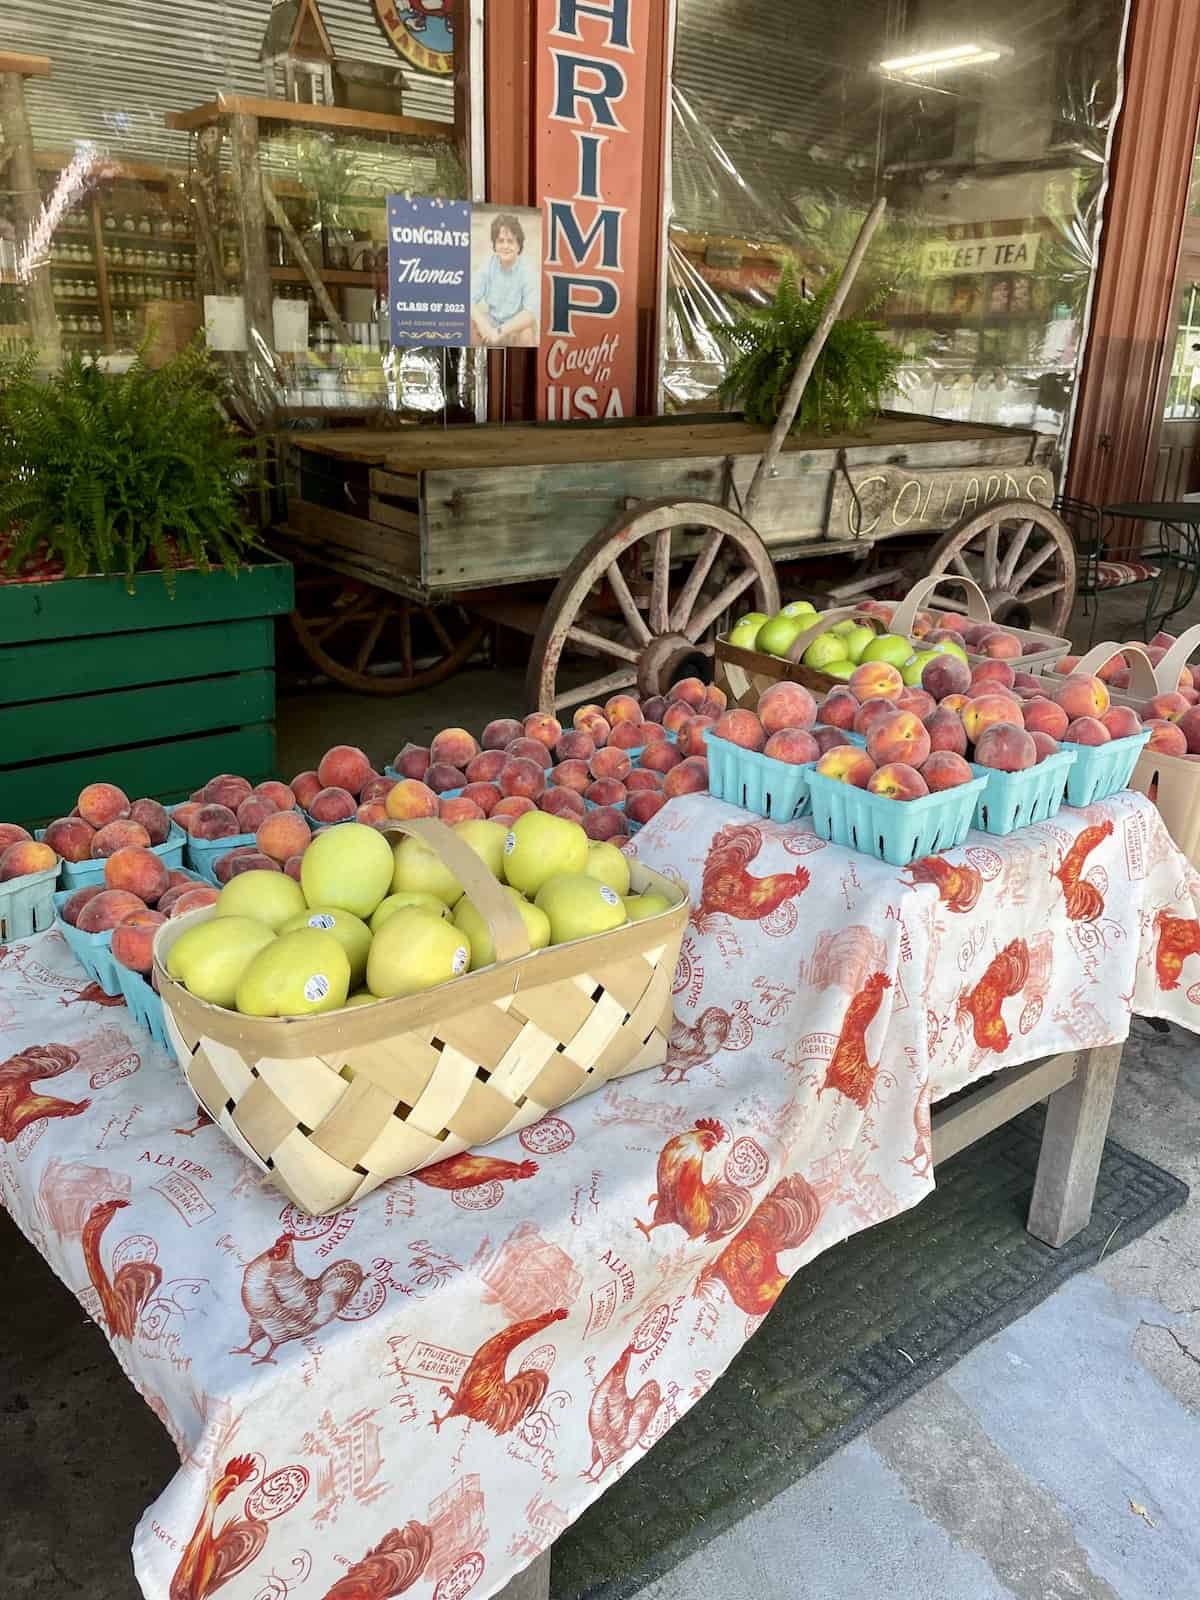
[718,264,900,434]
[0,343,256,588]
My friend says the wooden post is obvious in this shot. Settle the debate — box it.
[1027,1044,1123,1248]
[261,175,350,343]
[227,112,274,356]
[0,58,61,368]
[193,124,226,300]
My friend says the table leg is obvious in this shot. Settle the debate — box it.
[1027,1044,1123,1248]
[494,1549,551,1600]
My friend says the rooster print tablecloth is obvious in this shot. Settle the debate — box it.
[2,791,1199,1600]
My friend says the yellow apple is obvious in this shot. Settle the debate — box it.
[623,891,673,921]
[369,890,450,932]
[454,818,508,879]
[391,834,464,906]
[584,840,630,897]
[453,886,551,969]
[215,871,306,932]
[367,908,471,997]
[166,915,276,1008]
[301,822,394,919]
[342,991,380,1009]
[534,872,628,944]
[280,906,372,988]
[235,928,351,1017]
[502,810,588,898]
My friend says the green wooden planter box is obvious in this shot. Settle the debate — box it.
[0,562,294,828]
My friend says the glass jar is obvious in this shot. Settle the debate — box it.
[103,213,116,231]
[137,215,152,235]
[122,213,136,233]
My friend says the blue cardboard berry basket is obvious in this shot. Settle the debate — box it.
[1061,730,1152,807]
[807,768,987,868]
[704,730,815,821]
[38,820,187,890]
[967,749,1077,835]
[115,965,171,1050]
[0,860,60,941]
[54,868,207,1000]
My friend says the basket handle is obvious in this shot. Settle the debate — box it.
[1145,624,1200,695]
[781,605,882,664]
[1072,641,1159,700]
[888,574,992,638]
[380,818,531,964]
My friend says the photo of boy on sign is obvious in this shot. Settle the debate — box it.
[470,207,542,347]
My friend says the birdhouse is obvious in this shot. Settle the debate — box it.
[260,0,336,106]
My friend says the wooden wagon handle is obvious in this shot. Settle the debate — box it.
[381,818,531,966]
[780,604,882,664]
[888,574,992,637]
[1073,641,1159,701]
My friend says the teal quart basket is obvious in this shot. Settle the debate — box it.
[0,860,60,941]
[704,731,815,822]
[38,821,187,890]
[807,767,988,867]
[53,888,123,995]
[1062,730,1152,807]
[114,964,171,1050]
[968,749,1078,835]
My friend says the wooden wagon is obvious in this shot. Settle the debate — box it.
[271,411,1073,714]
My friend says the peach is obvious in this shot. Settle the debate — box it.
[1029,732,1061,762]
[604,694,643,725]
[974,724,1037,772]
[499,757,546,799]
[540,787,587,820]
[317,745,372,796]
[1053,674,1109,719]
[439,796,485,824]
[976,629,1022,660]
[591,746,633,782]
[940,693,970,714]
[1064,717,1111,746]
[867,710,931,769]
[424,764,468,794]
[91,819,152,857]
[868,762,929,801]
[104,845,169,903]
[0,823,31,852]
[77,783,131,828]
[291,770,323,809]
[254,781,296,812]
[164,868,194,896]
[1143,691,1189,722]
[461,782,502,816]
[924,628,962,647]
[583,806,629,842]
[1094,652,1127,682]
[213,846,259,884]
[392,745,431,781]
[430,729,480,770]
[0,839,58,880]
[462,749,505,785]
[284,854,305,883]
[1052,655,1079,676]
[758,681,817,735]
[483,718,524,751]
[157,883,191,914]
[1109,670,1131,690]
[897,689,936,721]
[923,707,968,756]
[77,889,146,933]
[360,777,397,804]
[227,852,282,878]
[492,796,538,822]
[551,759,592,794]
[1193,665,1200,692]
[763,729,820,765]
[62,885,104,925]
[921,751,974,791]
[1179,706,1200,753]
[1182,687,1200,705]
[667,678,706,708]
[385,780,438,820]
[663,757,709,797]
[910,610,934,638]
[678,715,717,758]
[813,745,876,788]
[958,621,992,647]
[711,709,765,752]
[1151,631,1178,650]
[934,612,967,633]
[586,778,628,807]
[204,773,253,810]
[969,660,1016,691]
[609,720,648,752]
[236,795,278,834]
[850,662,905,704]
[128,798,170,846]
[817,689,860,730]
[112,908,167,974]
[188,789,206,804]
[309,787,358,823]
[813,726,850,756]
[554,730,596,765]
[641,696,668,724]
[661,701,694,735]
[626,768,663,792]
[627,790,667,825]
[523,713,562,750]
[962,695,1024,745]
[853,696,901,737]
[921,654,971,700]
[1101,706,1143,739]
[639,741,683,773]
[169,885,219,918]
[1145,719,1189,756]
[698,689,727,717]
[256,810,312,863]
[506,737,553,770]
[356,800,390,827]
[43,817,95,862]
[1022,698,1070,740]
[576,712,611,746]
[571,704,606,730]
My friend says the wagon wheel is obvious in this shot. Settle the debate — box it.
[923,499,1076,636]
[290,573,485,695]
[527,499,780,714]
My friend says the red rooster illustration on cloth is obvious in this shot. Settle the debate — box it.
[414,1152,537,1190]
[320,1522,433,1600]
[170,1455,266,1600]
[957,939,1031,1053]
[582,1343,661,1483]
[819,973,892,1109]
[634,1118,752,1243]
[81,1198,162,1341]
[899,855,983,913]
[59,981,126,1010]
[695,1174,822,1316]
[231,1235,364,1366]
[662,1002,752,1085]
[697,823,810,924]
[1053,820,1114,922]
[0,1043,90,1144]
[1154,910,1200,991]
[431,1307,567,1434]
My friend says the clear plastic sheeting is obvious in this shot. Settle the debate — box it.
[663,0,1128,452]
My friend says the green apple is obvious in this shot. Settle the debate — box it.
[454,818,508,879]
[861,633,915,669]
[502,810,587,898]
[215,870,306,932]
[301,822,394,919]
[535,872,628,944]
[822,659,857,681]
[927,637,968,663]
[369,890,450,932]
[802,632,850,669]
[624,891,672,921]
[732,611,768,633]
[235,928,350,1017]
[829,619,857,635]
[728,619,765,651]
[584,840,631,897]
[280,906,372,988]
[367,908,471,997]
[779,600,817,619]
[902,649,939,686]
[755,614,807,658]
[391,834,464,906]
[839,624,878,663]
[166,915,276,1008]
[453,886,551,969]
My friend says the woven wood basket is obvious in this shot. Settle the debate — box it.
[152,817,688,1215]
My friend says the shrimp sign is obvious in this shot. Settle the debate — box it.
[535,0,650,420]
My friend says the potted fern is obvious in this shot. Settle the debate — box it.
[0,347,293,825]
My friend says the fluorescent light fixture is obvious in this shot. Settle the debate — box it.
[878,41,1009,75]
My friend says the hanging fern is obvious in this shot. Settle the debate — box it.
[0,342,257,590]
[718,264,900,434]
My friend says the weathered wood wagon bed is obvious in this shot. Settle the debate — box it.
[272,411,1070,713]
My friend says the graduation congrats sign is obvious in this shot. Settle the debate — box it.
[534,0,651,420]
